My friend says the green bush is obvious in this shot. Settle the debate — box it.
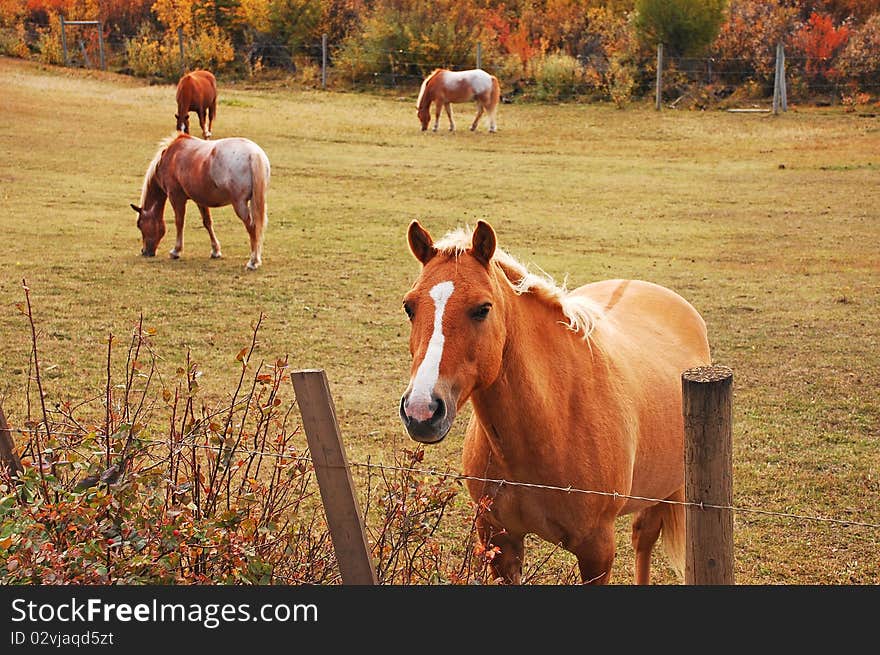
[532,52,585,101]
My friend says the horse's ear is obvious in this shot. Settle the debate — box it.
[130,204,142,213]
[470,220,496,267]
[408,220,437,265]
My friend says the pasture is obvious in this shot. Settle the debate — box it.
[0,56,877,584]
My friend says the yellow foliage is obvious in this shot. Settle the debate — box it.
[152,0,192,31]
[236,0,272,33]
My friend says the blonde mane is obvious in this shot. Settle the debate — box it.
[416,69,444,110]
[139,132,181,206]
[433,226,605,339]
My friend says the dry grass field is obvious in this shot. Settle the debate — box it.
[0,56,877,584]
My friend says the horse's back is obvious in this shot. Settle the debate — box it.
[575,279,710,366]
[177,70,217,104]
[207,137,270,187]
[443,69,496,99]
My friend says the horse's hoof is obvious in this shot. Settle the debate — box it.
[246,261,260,271]
[211,251,222,259]
[169,250,180,259]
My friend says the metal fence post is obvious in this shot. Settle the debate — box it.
[98,21,106,70]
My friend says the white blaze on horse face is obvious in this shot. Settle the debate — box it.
[409,281,454,418]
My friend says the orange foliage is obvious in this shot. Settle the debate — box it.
[795,11,851,80]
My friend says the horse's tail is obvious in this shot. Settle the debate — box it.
[490,74,501,109]
[660,490,686,579]
[250,150,270,230]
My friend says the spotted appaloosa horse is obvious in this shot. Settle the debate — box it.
[131,133,270,270]
[416,69,500,133]
[175,70,218,139]
[398,220,712,584]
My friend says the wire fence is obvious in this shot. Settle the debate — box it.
[11,425,880,532]
[13,24,880,101]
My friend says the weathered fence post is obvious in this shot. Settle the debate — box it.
[177,27,185,77]
[655,43,664,111]
[291,369,377,585]
[61,18,69,67]
[773,41,788,115]
[0,404,23,478]
[476,42,482,70]
[682,364,734,585]
[779,43,788,111]
[321,33,327,90]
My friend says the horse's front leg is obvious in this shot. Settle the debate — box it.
[432,100,442,132]
[570,524,617,585]
[168,195,188,259]
[197,204,222,259]
[476,515,524,584]
[444,102,455,132]
[198,110,209,139]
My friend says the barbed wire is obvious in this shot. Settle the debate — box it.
[11,426,880,531]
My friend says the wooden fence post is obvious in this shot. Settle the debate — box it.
[0,404,23,477]
[682,365,734,585]
[773,41,788,115]
[61,18,69,67]
[476,42,482,70]
[655,43,664,110]
[321,33,327,90]
[779,43,788,111]
[177,27,185,77]
[291,369,377,585]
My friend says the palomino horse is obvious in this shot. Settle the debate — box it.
[130,133,271,270]
[176,70,218,138]
[399,221,711,584]
[416,69,500,133]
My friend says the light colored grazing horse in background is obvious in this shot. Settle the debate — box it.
[130,133,271,270]
[398,220,712,584]
[416,69,501,133]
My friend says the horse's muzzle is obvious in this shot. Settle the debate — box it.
[141,248,156,257]
[399,393,453,444]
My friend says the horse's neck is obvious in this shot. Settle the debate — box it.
[470,287,607,463]
[143,173,167,213]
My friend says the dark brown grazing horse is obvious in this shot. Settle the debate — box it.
[176,70,217,139]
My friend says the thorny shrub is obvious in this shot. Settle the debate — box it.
[0,281,547,585]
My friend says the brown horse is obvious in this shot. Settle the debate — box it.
[398,221,712,584]
[130,133,270,270]
[176,70,217,139]
[416,69,500,133]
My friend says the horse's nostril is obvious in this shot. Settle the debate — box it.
[431,397,445,423]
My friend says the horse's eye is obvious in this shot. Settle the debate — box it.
[403,302,414,321]
[471,303,492,321]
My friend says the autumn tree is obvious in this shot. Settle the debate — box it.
[634,0,728,55]
[794,11,850,83]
